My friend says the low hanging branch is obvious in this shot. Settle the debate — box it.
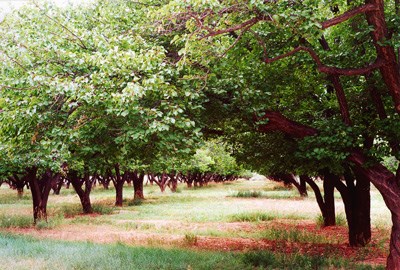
[255,111,318,138]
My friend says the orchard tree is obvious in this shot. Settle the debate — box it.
[155,0,400,267]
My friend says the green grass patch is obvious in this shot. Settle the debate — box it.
[229,212,276,222]
[260,228,335,244]
[0,193,31,204]
[57,203,114,218]
[242,251,383,270]
[127,199,143,206]
[228,211,306,223]
[230,190,263,198]
[35,214,65,230]
[183,233,198,246]
[58,204,82,218]
[0,233,247,270]
[316,213,347,228]
[0,214,32,228]
[92,203,114,215]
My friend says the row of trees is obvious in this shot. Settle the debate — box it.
[0,0,245,220]
[1,0,400,267]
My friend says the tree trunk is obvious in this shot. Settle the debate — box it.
[114,164,124,207]
[186,172,194,188]
[26,168,54,223]
[299,176,308,197]
[388,214,400,269]
[301,176,324,211]
[27,167,44,222]
[133,171,145,200]
[335,167,371,247]
[322,171,336,226]
[69,170,93,214]
[348,151,400,268]
[169,173,178,192]
[352,167,371,246]
[365,0,400,113]
[271,174,308,197]
[115,181,124,206]
[17,187,24,198]
[55,178,63,195]
[160,172,169,192]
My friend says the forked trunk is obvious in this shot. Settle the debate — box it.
[27,167,54,223]
[69,170,93,214]
[336,167,371,247]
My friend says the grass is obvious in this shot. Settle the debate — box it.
[0,214,32,228]
[259,228,337,244]
[0,233,384,270]
[229,211,276,222]
[316,213,347,228]
[183,233,198,246]
[228,211,305,222]
[230,190,263,198]
[0,233,246,270]
[242,251,384,270]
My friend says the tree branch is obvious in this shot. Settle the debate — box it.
[249,29,268,60]
[255,111,318,138]
[33,1,88,50]
[318,58,384,76]
[201,16,267,39]
[321,3,378,29]
[0,85,40,91]
[265,46,322,66]
[0,49,29,72]
[265,45,385,76]
[218,24,252,58]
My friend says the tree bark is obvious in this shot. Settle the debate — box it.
[348,151,400,268]
[299,176,308,197]
[169,173,178,192]
[322,171,336,226]
[133,171,145,200]
[68,170,93,214]
[114,164,124,207]
[26,167,54,223]
[335,167,371,247]
[270,174,308,197]
[365,0,400,113]
[352,167,372,246]
[187,172,194,188]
